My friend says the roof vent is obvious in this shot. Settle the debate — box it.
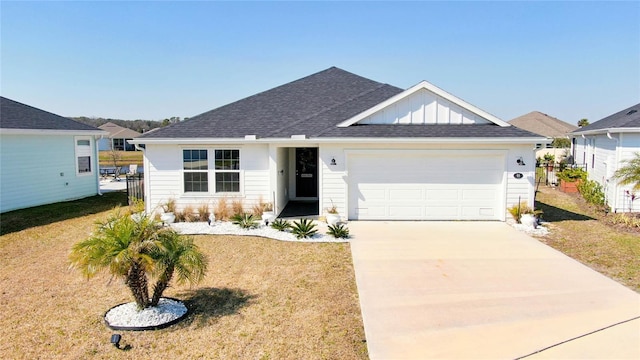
[626,109,637,115]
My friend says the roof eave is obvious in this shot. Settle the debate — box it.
[130,136,547,145]
[0,128,108,136]
[572,127,640,136]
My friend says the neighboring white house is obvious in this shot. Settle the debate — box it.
[131,67,546,221]
[571,103,640,213]
[97,122,141,151]
[0,97,106,213]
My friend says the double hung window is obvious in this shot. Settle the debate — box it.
[183,149,240,193]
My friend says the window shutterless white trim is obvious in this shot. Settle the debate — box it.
[180,147,243,196]
[74,136,94,176]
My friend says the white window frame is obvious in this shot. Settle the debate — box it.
[74,136,93,176]
[183,149,209,193]
[213,149,242,194]
[180,148,243,196]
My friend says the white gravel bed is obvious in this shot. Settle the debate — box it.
[506,217,550,236]
[170,221,348,242]
[105,298,187,328]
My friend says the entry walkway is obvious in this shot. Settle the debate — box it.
[349,221,640,359]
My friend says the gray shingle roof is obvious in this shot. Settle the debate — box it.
[573,103,640,133]
[509,111,577,137]
[0,96,101,132]
[139,67,540,140]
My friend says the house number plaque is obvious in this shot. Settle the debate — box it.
[513,173,523,179]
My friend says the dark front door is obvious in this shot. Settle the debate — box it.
[296,148,318,198]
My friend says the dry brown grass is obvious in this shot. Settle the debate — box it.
[0,204,367,359]
[535,186,640,292]
[98,150,143,168]
[231,199,244,216]
[213,198,231,221]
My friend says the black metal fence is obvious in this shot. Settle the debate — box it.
[126,173,144,205]
[538,163,588,186]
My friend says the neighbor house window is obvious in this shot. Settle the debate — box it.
[183,150,208,192]
[75,137,92,175]
[214,150,240,193]
[112,138,125,151]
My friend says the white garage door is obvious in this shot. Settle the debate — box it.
[348,151,505,220]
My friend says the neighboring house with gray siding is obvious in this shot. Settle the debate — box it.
[571,103,640,213]
[132,67,545,221]
[0,97,106,213]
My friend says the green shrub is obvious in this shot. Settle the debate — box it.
[327,223,350,239]
[270,218,291,231]
[557,168,587,182]
[231,213,259,229]
[578,179,606,206]
[290,218,317,239]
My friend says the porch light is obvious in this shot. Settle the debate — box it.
[516,157,526,166]
[330,158,337,166]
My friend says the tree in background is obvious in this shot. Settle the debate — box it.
[551,137,571,148]
[577,118,589,127]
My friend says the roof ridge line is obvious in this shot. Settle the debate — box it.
[263,83,389,138]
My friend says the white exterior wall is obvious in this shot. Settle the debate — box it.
[0,134,99,213]
[144,144,270,215]
[319,143,535,220]
[572,132,640,212]
[614,133,640,212]
[360,89,491,125]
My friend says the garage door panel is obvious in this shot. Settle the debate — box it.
[425,206,459,217]
[461,188,496,200]
[348,152,504,220]
[389,206,422,217]
[426,189,459,201]
[388,188,423,201]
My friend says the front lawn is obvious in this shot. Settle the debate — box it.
[535,185,640,292]
[0,196,367,359]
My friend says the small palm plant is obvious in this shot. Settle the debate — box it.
[231,213,259,229]
[290,218,317,239]
[613,152,640,191]
[327,223,350,239]
[69,211,208,309]
[270,218,291,231]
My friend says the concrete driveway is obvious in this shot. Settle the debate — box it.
[349,221,640,359]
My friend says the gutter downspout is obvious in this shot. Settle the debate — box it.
[606,132,620,212]
[95,135,103,196]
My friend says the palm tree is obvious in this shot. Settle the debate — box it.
[69,211,208,309]
[150,231,207,306]
[613,152,640,191]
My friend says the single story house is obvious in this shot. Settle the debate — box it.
[0,97,106,213]
[571,103,640,213]
[97,122,141,151]
[132,67,545,221]
[509,111,577,161]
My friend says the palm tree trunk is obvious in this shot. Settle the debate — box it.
[150,266,173,307]
[126,262,150,308]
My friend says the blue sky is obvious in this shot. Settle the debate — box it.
[2,1,639,125]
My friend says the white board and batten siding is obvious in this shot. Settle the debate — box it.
[359,89,491,125]
[320,144,534,221]
[0,134,99,213]
[144,144,270,215]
